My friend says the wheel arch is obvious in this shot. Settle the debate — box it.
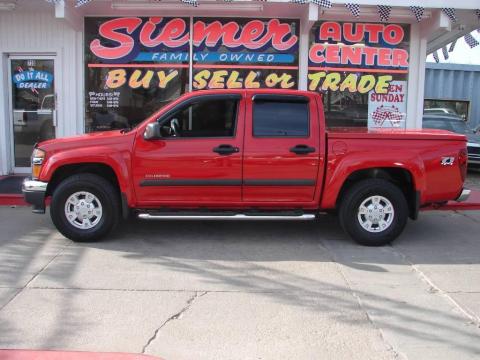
[46,163,121,197]
[45,162,132,219]
[335,167,419,220]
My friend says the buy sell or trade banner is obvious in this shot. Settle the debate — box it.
[86,17,299,92]
[84,17,300,130]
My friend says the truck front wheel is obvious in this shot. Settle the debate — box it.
[339,179,408,246]
[50,174,120,242]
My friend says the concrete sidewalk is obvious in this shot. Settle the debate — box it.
[0,207,479,359]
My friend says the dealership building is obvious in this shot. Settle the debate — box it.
[0,0,479,175]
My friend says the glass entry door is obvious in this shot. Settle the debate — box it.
[9,57,56,171]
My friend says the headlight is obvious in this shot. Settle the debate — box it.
[31,148,46,179]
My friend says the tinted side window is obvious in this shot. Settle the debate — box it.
[253,101,309,137]
[163,99,238,138]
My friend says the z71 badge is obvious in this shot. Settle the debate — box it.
[441,157,455,166]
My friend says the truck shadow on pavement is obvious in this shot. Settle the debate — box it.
[1,208,480,357]
[85,211,480,355]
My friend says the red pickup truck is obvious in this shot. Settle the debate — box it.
[22,89,470,246]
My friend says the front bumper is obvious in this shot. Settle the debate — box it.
[468,157,480,167]
[22,178,48,214]
[456,188,471,202]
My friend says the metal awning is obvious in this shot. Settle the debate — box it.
[20,0,480,51]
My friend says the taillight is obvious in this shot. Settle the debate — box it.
[458,148,468,181]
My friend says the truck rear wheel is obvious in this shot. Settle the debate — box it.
[50,174,120,242]
[339,179,408,246]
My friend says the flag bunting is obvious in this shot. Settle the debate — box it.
[409,6,425,22]
[291,0,332,7]
[311,0,332,7]
[345,3,360,18]
[441,46,449,60]
[449,39,457,52]
[181,0,198,6]
[442,8,457,22]
[464,33,480,48]
[377,5,391,23]
[45,0,92,6]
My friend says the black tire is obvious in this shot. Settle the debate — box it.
[338,179,408,246]
[50,173,120,242]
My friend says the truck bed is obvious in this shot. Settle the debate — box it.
[327,127,466,141]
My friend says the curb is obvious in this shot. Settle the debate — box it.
[0,194,27,207]
[421,189,480,211]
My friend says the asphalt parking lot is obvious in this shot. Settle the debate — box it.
[1,205,480,360]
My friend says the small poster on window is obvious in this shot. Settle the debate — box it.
[368,81,407,129]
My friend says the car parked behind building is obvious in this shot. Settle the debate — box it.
[423,114,480,169]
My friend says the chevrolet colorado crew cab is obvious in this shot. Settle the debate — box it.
[23,89,471,246]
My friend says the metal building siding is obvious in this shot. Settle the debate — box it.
[0,10,83,137]
[425,63,480,128]
[0,9,83,174]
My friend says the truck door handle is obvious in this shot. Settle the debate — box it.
[290,144,316,155]
[213,144,239,155]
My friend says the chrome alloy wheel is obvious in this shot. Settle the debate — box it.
[64,191,103,230]
[357,195,394,233]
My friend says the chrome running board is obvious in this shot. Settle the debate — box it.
[138,213,316,221]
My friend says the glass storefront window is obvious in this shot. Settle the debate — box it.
[308,21,410,129]
[11,59,55,167]
[84,17,190,132]
[84,17,300,132]
[84,17,410,132]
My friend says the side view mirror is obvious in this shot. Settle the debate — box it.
[144,122,161,140]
